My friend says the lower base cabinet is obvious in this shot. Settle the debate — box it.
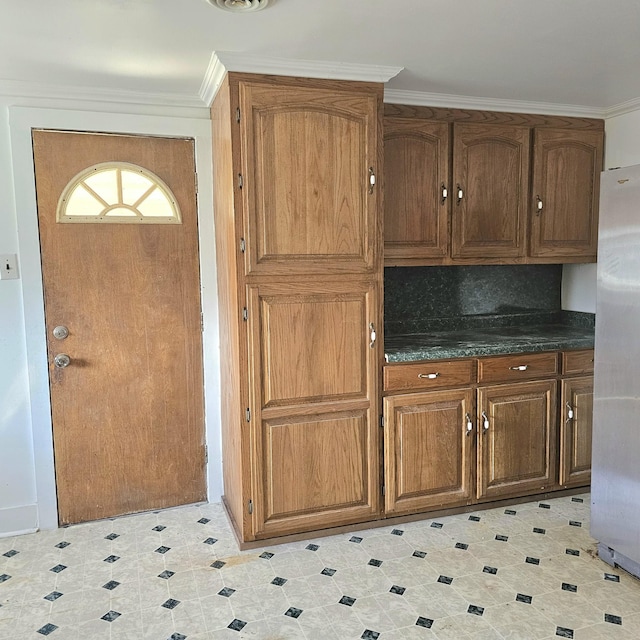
[559,376,593,487]
[383,389,474,516]
[477,380,557,501]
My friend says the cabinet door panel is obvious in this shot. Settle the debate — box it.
[240,81,379,275]
[384,119,449,261]
[247,280,380,537]
[384,389,474,515]
[560,377,593,487]
[452,124,529,258]
[249,282,376,409]
[530,129,603,259]
[478,380,557,500]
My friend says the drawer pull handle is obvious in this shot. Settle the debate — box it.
[482,411,490,431]
[509,365,529,371]
[418,373,440,379]
[465,413,474,436]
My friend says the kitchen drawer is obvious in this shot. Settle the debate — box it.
[561,349,594,376]
[477,352,558,384]
[384,359,475,393]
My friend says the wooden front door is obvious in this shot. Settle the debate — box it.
[33,130,206,525]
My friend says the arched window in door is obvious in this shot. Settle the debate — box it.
[57,162,181,224]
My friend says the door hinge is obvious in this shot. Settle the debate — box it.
[380,414,384,428]
[204,444,208,463]
[240,238,246,253]
[238,173,243,189]
[246,407,251,422]
[248,499,253,514]
[236,107,241,123]
[242,307,248,321]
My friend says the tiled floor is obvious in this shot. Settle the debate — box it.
[1,493,639,639]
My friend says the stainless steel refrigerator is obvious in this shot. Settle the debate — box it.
[592,163,640,579]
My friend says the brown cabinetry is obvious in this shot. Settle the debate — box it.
[559,349,594,488]
[384,118,449,261]
[451,124,529,259]
[383,389,474,515]
[530,129,603,260]
[477,380,557,500]
[383,104,604,266]
[213,73,384,542]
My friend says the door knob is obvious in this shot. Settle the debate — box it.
[53,325,69,340]
[54,353,71,368]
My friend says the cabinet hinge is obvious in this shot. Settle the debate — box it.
[236,107,241,123]
[240,238,246,253]
[246,407,251,422]
[238,173,243,189]
[204,444,208,463]
[242,307,248,321]
[248,499,253,514]
[380,415,384,428]
[200,312,204,332]
[381,484,385,496]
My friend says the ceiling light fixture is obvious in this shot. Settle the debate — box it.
[208,0,272,12]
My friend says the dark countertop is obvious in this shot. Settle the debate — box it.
[384,317,595,363]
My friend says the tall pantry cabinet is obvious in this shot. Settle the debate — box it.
[212,73,384,542]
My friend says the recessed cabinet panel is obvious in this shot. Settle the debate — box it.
[240,81,379,275]
[530,129,603,259]
[452,124,529,259]
[248,281,375,409]
[560,377,593,487]
[384,389,474,515]
[384,119,449,261]
[477,380,557,500]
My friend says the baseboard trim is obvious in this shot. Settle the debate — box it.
[0,504,39,538]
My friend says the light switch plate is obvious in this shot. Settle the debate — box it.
[0,254,19,280]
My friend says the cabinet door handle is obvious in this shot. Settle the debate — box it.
[369,322,376,348]
[509,365,529,371]
[566,402,574,421]
[535,195,543,215]
[418,372,439,379]
[369,167,376,194]
[465,413,474,436]
[441,183,448,205]
[481,411,490,431]
[456,184,464,205]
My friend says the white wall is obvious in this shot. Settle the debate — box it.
[0,98,222,537]
[561,108,640,314]
[0,102,38,535]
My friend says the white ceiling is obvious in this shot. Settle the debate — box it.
[2,0,640,114]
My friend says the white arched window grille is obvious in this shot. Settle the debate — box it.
[56,162,181,224]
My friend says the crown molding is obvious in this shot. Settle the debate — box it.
[605,96,640,119]
[384,88,607,119]
[0,78,208,114]
[199,51,404,106]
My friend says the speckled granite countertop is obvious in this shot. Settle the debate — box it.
[384,312,595,363]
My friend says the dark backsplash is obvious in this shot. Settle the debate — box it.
[385,265,564,335]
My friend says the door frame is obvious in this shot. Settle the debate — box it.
[9,106,221,530]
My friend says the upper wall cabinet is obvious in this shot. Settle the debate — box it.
[451,124,529,259]
[382,105,604,266]
[384,118,449,261]
[239,81,381,276]
[529,128,604,260]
